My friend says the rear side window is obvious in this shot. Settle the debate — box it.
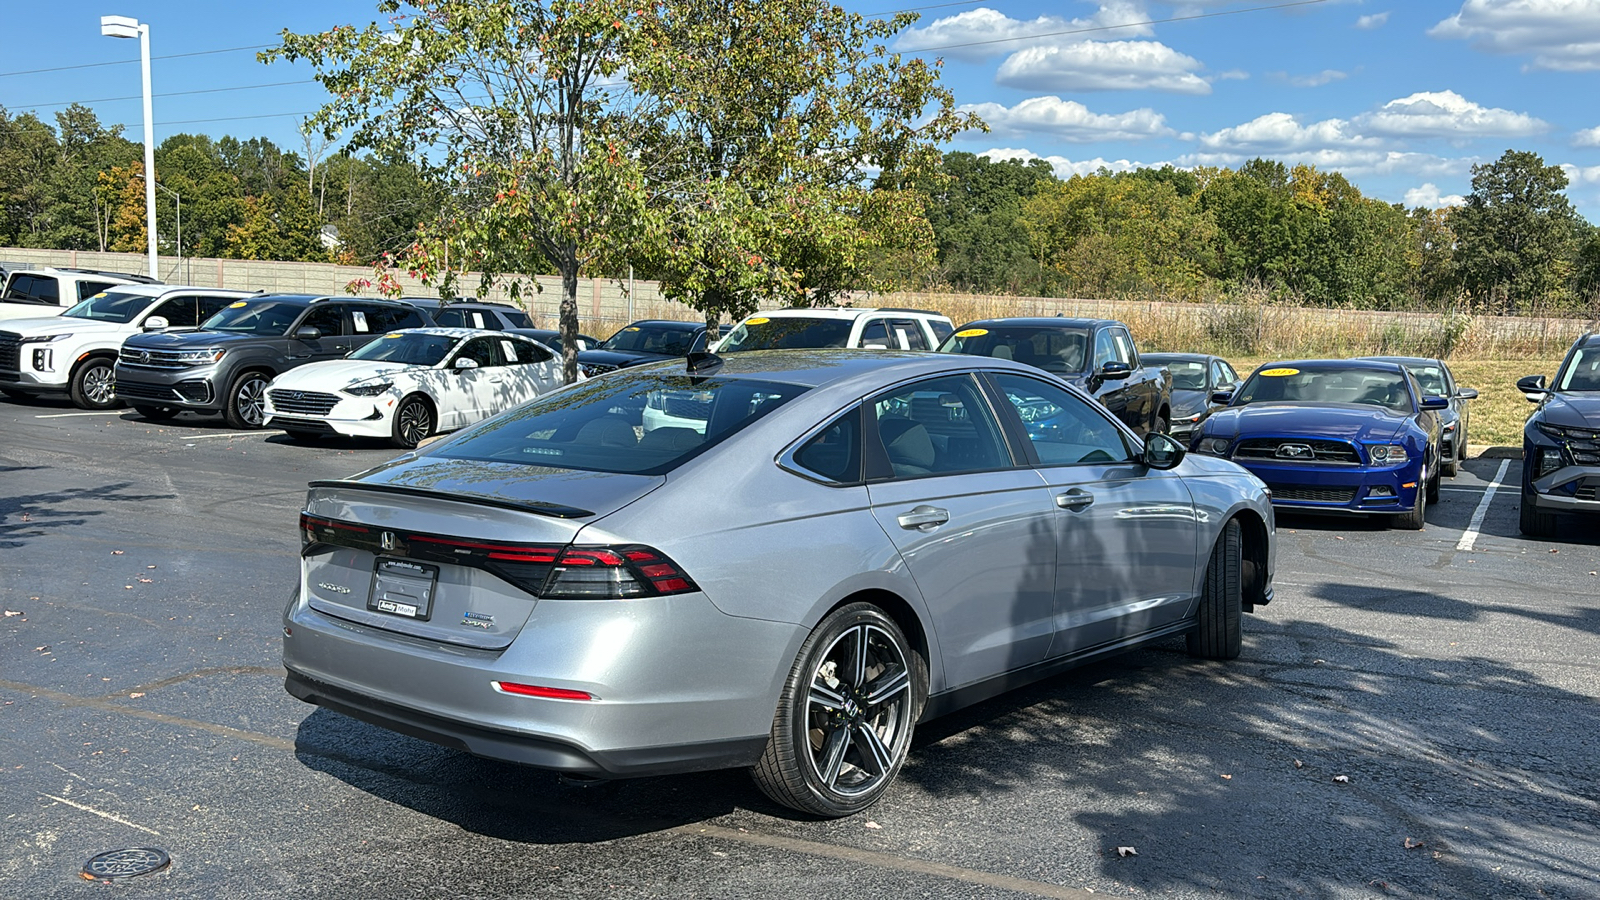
[437,374,809,474]
[4,274,58,304]
[790,407,862,484]
[891,320,928,351]
[502,309,534,328]
[860,319,891,347]
[360,304,426,331]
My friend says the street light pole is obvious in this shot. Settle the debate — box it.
[139,175,180,282]
[101,15,158,280]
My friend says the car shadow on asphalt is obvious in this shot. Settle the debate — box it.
[1307,580,1600,638]
[894,615,1600,899]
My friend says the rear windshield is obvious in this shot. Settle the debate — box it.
[937,326,1089,376]
[436,373,809,474]
[350,332,459,366]
[1235,366,1413,412]
[62,289,152,323]
[720,317,853,351]
[203,300,303,335]
[600,323,698,356]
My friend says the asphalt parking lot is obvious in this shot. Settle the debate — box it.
[3,398,1598,900]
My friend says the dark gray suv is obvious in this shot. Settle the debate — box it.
[115,294,433,428]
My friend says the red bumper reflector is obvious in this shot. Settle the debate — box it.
[493,681,594,701]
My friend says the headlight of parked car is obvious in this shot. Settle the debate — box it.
[1367,444,1409,464]
[20,332,73,344]
[172,348,225,365]
[1195,437,1231,456]
[342,381,394,397]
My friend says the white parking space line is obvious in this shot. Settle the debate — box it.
[181,432,265,441]
[1457,459,1511,552]
[34,411,123,418]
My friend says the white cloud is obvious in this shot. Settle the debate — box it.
[1291,69,1349,87]
[996,40,1212,94]
[1574,126,1600,147]
[980,147,1164,180]
[1404,183,1466,207]
[1431,0,1600,71]
[1357,90,1548,139]
[893,3,1151,63]
[1180,148,1471,179]
[1356,12,1391,29]
[960,96,1173,141]
[1198,112,1378,151]
[1560,163,1600,183]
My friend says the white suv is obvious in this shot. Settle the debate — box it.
[0,285,255,409]
[715,307,954,354]
[0,267,160,322]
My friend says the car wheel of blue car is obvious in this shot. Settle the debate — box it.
[753,602,926,817]
[1426,465,1441,504]
[1187,518,1242,660]
[1394,483,1427,530]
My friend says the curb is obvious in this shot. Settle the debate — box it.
[1467,444,1520,460]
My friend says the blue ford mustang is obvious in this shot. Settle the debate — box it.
[1190,359,1446,529]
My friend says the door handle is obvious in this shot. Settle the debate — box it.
[1056,489,1094,511]
[896,506,949,531]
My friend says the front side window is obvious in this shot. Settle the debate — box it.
[1404,364,1449,397]
[454,337,505,368]
[867,375,1011,479]
[1110,329,1136,366]
[1092,329,1118,369]
[300,304,345,337]
[859,320,891,347]
[204,300,305,335]
[992,372,1131,466]
[151,295,201,327]
[891,320,928,351]
[436,374,809,474]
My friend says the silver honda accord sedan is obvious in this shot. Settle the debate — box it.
[283,350,1275,817]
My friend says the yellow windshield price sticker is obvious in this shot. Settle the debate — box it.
[746,317,769,325]
[1259,367,1300,376]
[92,292,108,299]
[229,301,248,308]
[955,328,988,337]
[384,333,403,339]
[624,326,640,332]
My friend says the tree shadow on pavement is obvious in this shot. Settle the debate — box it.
[0,480,176,549]
[895,605,1600,899]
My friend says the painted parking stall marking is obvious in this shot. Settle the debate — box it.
[1457,459,1511,552]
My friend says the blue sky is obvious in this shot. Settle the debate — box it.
[5,1,1600,219]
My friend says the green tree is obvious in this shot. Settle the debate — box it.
[628,0,972,330]
[1451,149,1584,314]
[917,151,1056,294]
[267,0,653,383]
[1408,207,1461,308]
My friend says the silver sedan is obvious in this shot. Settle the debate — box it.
[283,350,1276,817]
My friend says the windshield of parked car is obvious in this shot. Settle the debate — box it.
[61,289,151,323]
[1403,364,1448,397]
[719,317,854,352]
[1235,366,1413,412]
[202,300,303,335]
[1151,358,1207,391]
[349,332,459,366]
[436,373,809,474]
[600,323,698,356]
[937,326,1089,375]
[1557,348,1600,391]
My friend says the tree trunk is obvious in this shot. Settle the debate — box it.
[560,260,581,385]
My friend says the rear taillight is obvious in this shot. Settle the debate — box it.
[300,513,369,548]
[541,545,698,599]
[492,681,594,701]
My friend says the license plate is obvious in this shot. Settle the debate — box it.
[368,558,438,620]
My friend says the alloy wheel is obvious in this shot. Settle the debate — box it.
[804,624,913,797]
[396,400,432,447]
[236,377,267,426]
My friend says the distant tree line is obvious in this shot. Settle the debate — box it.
[921,149,1600,316]
[0,103,443,267]
[5,103,1597,318]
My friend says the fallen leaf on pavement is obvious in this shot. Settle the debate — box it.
[1404,837,1425,850]
[864,821,882,830]
[1116,847,1137,857]
[111,550,124,555]
[129,692,145,699]
[1220,774,1232,780]
[1293,759,1304,768]
[4,610,21,617]
[1333,775,1350,784]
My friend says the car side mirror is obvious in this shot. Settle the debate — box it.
[1100,361,1133,380]
[1517,374,1547,402]
[141,315,169,333]
[1142,432,1185,470]
[454,357,479,370]
[1420,396,1449,410]
[1210,389,1235,405]
[295,326,322,340]
[1455,387,1478,400]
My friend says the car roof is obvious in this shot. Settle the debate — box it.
[379,327,495,339]
[623,320,704,331]
[957,317,1114,329]
[1142,352,1213,362]
[618,347,1051,390]
[1356,355,1443,366]
[742,308,948,321]
[93,284,258,299]
[1254,359,1410,374]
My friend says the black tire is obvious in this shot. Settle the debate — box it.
[1519,487,1558,537]
[223,371,271,429]
[1153,413,1169,436]
[1426,464,1441,504]
[390,394,434,449]
[752,602,924,817]
[1442,455,1459,477]
[1393,485,1426,530]
[1187,518,1243,660]
[131,404,179,421]
[69,358,120,410]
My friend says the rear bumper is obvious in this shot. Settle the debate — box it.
[285,669,769,777]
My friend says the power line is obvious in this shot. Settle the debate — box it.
[0,43,276,80]
[896,0,1330,53]
[14,80,314,111]
[864,0,990,15]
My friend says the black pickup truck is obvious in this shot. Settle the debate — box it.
[937,317,1173,437]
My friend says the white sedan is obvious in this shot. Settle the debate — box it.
[263,328,567,447]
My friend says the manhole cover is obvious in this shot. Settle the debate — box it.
[82,848,170,880]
